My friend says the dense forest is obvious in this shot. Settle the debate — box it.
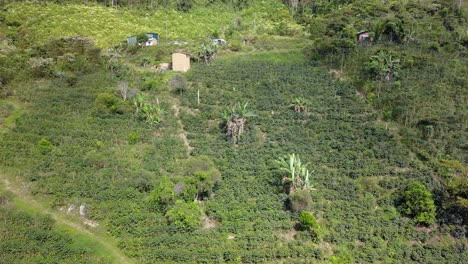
[0,0,466,263]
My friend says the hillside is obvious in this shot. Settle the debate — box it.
[0,0,467,263]
[1,1,298,47]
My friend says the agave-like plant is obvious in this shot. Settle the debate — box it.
[277,154,313,193]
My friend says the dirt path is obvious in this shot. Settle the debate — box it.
[170,97,194,156]
[1,176,134,264]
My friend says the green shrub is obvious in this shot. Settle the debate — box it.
[174,156,221,200]
[128,131,139,144]
[140,56,151,67]
[169,75,187,95]
[29,57,54,78]
[165,200,202,230]
[228,39,242,52]
[299,211,322,242]
[94,92,124,115]
[37,138,52,154]
[148,176,176,211]
[400,182,436,225]
[289,189,312,212]
[299,211,317,230]
[303,38,334,61]
[142,78,160,91]
[129,173,153,193]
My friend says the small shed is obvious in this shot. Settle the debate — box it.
[172,52,190,72]
[127,35,138,45]
[357,30,371,43]
[127,33,159,46]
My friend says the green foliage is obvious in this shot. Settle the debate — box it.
[277,153,312,192]
[289,189,312,213]
[400,182,436,225]
[134,93,166,124]
[94,92,124,115]
[148,176,176,211]
[221,101,256,122]
[299,211,322,242]
[174,156,221,200]
[193,170,221,199]
[197,38,219,64]
[374,18,406,43]
[135,33,149,44]
[1,1,467,261]
[142,78,161,91]
[367,50,401,82]
[222,101,256,143]
[169,75,187,95]
[0,199,110,263]
[127,131,139,144]
[176,0,194,12]
[37,138,53,154]
[303,38,334,61]
[165,200,202,230]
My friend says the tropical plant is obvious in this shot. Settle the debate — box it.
[277,153,313,193]
[222,101,256,143]
[134,93,166,124]
[198,38,219,64]
[367,50,401,83]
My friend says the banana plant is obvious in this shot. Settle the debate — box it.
[277,154,313,193]
[134,93,166,124]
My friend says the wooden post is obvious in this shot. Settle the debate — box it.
[197,89,200,105]
[165,15,168,43]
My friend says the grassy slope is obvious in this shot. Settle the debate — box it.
[2,1,297,47]
[0,180,133,264]
[0,90,133,263]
